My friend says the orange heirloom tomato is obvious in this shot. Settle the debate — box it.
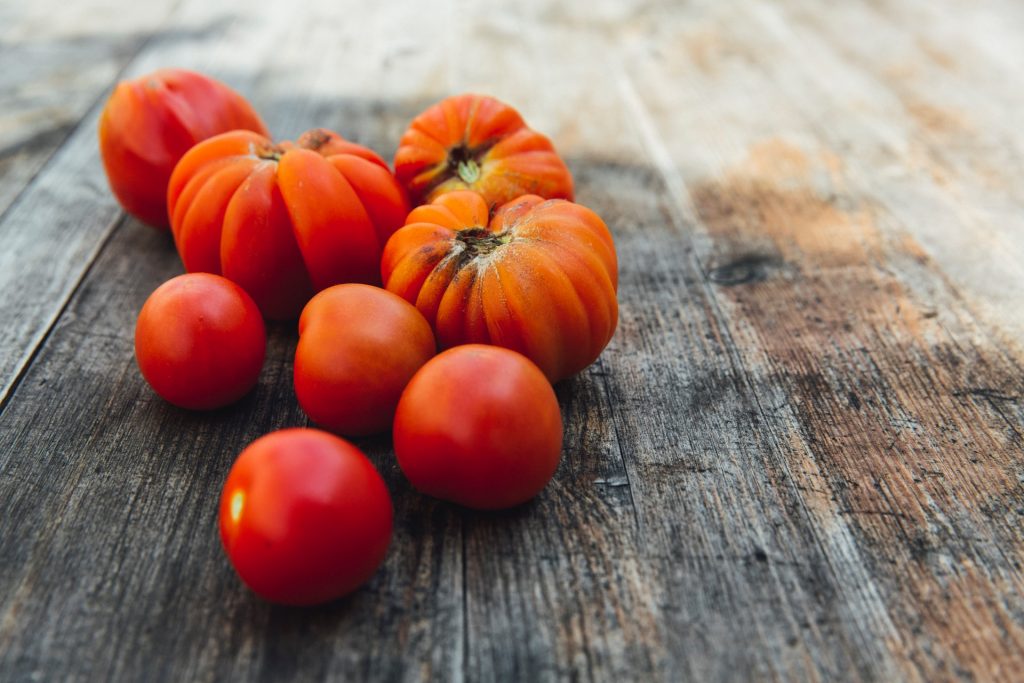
[381,190,618,383]
[99,68,267,227]
[394,93,574,208]
[167,128,409,320]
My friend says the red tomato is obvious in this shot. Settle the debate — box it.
[393,345,563,510]
[135,273,265,409]
[166,128,410,320]
[295,284,435,436]
[99,69,267,227]
[219,428,393,605]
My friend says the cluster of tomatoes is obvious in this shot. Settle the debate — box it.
[100,69,618,605]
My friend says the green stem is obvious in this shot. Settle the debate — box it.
[457,159,481,184]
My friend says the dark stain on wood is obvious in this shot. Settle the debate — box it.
[706,253,781,286]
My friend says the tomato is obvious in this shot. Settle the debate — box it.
[99,68,267,227]
[394,93,574,208]
[219,428,393,605]
[135,273,265,409]
[294,284,436,436]
[382,190,618,383]
[393,345,562,510]
[167,128,409,319]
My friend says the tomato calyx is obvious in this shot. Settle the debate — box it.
[254,142,284,162]
[454,227,512,259]
[251,129,333,163]
[456,159,480,184]
[446,143,479,178]
[436,140,497,187]
[299,128,333,152]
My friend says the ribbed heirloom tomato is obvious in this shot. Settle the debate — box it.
[167,128,409,319]
[99,68,267,227]
[394,93,574,208]
[219,429,393,605]
[382,190,618,383]
[134,273,265,410]
[295,284,436,436]
[393,345,563,510]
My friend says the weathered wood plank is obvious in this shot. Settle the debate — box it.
[617,0,1024,679]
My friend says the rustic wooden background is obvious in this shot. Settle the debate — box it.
[2,0,1024,680]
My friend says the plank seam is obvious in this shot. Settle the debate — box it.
[460,517,468,682]
[0,215,128,417]
[595,356,641,530]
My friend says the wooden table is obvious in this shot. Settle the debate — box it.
[2,1,1023,680]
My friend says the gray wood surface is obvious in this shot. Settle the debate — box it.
[2,0,1023,680]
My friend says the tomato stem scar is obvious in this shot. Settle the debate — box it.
[455,228,512,259]
[252,142,283,161]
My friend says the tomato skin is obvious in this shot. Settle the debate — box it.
[134,273,265,410]
[167,128,409,320]
[99,69,267,227]
[394,93,574,207]
[382,190,618,383]
[219,429,393,605]
[393,345,563,510]
[294,284,436,436]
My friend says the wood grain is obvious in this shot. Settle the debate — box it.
[617,1,1024,678]
[2,0,1024,681]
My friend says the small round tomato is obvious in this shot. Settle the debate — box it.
[295,284,435,436]
[99,68,267,227]
[219,428,393,605]
[135,273,265,409]
[393,345,563,510]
